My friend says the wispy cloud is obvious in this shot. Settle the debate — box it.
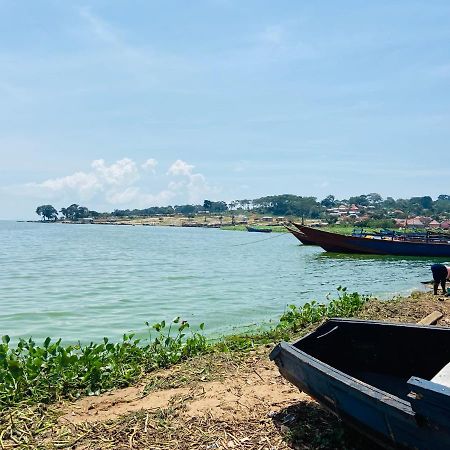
[258,25,285,46]
[79,6,122,46]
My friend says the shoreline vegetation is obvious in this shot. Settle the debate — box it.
[1,287,447,448]
[33,194,450,232]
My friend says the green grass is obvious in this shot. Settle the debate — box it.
[0,288,370,408]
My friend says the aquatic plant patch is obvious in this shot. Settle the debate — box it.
[0,289,368,408]
[0,318,207,407]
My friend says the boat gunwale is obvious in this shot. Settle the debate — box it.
[273,341,414,414]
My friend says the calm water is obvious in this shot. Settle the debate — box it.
[0,221,439,344]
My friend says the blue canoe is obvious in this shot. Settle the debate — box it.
[270,319,450,449]
[246,226,272,233]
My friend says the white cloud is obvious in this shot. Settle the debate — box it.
[167,159,195,176]
[166,159,215,203]
[91,158,139,186]
[17,157,217,209]
[142,158,158,172]
[39,171,100,193]
[105,186,140,204]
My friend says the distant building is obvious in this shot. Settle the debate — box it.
[428,220,440,228]
[407,217,424,228]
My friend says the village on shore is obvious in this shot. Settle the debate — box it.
[32,193,450,231]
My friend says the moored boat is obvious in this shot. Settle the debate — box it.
[285,226,317,245]
[246,226,272,233]
[292,224,450,256]
[270,318,450,449]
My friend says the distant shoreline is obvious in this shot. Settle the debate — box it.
[18,216,292,231]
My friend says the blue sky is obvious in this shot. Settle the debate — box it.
[1,1,450,219]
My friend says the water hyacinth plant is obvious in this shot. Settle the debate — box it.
[0,317,207,407]
[278,286,370,332]
[0,288,369,408]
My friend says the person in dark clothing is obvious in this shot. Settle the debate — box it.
[431,263,450,295]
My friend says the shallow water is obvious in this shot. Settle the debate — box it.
[0,221,437,344]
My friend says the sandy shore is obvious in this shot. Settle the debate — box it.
[6,288,446,449]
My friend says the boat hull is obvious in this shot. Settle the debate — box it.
[270,319,450,449]
[285,226,317,245]
[292,224,450,256]
[246,226,272,233]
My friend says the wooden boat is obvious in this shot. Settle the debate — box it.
[270,318,450,449]
[246,226,272,233]
[292,224,450,256]
[285,226,317,245]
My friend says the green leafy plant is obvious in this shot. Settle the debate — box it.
[278,286,370,332]
[0,318,207,407]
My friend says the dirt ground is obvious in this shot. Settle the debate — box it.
[5,289,450,449]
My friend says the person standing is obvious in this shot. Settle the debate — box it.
[431,263,450,295]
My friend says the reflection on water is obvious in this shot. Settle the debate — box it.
[0,221,435,344]
[317,252,449,263]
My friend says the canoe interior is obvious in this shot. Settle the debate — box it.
[293,319,450,401]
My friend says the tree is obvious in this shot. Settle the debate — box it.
[320,195,336,208]
[203,200,212,211]
[60,204,91,220]
[409,196,433,211]
[367,193,383,205]
[348,195,369,206]
[382,197,396,209]
[36,205,58,221]
[202,200,228,213]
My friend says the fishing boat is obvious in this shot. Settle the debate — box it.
[270,318,450,449]
[291,224,450,256]
[285,226,317,245]
[246,226,272,233]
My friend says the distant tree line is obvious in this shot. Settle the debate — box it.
[36,193,450,222]
[36,204,101,221]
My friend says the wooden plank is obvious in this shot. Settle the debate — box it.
[417,311,444,325]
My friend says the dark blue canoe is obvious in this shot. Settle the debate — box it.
[292,224,450,256]
[246,226,272,233]
[270,319,450,449]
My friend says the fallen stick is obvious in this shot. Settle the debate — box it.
[417,310,444,325]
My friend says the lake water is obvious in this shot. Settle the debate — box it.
[0,221,437,344]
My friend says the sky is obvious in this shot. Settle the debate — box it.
[1,1,450,219]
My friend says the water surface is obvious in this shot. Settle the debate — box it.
[0,221,437,343]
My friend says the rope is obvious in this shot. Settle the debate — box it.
[231,232,290,247]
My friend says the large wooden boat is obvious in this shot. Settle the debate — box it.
[270,318,450,449]
[285,226,317,245]
[291,224,450,256]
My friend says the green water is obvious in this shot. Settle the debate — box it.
[0,221,435,343]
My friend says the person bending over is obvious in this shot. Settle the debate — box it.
[431,263,450,295]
